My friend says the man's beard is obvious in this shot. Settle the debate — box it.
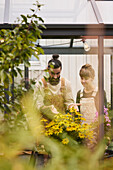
[48,76,60,85]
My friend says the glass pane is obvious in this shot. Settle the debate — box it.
[0,0,113,24]
[0,0,5,23]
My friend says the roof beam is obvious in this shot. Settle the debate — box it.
[89,0,103,24]
[1,24,113,37]
[41,24,113,38]
[4,0,11,23]
[95,0,113,1]
[42,46,113,55]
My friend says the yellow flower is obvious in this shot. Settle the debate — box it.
[52,125,59,130]
[66,127,72,131]
[54,131,60,135]
[62,138,69,145]
[69,108,74,113]
[45,121,55,128]
[79,133,85,138]
[82,123,88,127]
[41,118,48,122]
[59,128,63,133]
[81,117,86,121]
[45,129,53,136]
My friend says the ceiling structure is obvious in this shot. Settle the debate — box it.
[1,0,113,50]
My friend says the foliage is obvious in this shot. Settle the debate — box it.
[0,93,41,170]
[41,107,93,145]
[1,92,112,170]
[0,1,45,113]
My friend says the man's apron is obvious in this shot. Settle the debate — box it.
[42,77,66,114]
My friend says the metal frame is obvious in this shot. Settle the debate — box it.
[40,24,113,38]
[90,0,103,24]
[89,0,113,1]
[1,23,113,37]
[95,0,113,1]
[42,46,113,55]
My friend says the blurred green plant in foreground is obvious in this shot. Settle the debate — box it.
[1,92,113,170]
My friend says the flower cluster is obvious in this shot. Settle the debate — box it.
[41,107,93,145]
[93,106,111,134]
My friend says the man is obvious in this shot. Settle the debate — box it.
[34,54,75,117]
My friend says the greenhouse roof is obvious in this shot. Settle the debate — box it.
[0,0,113,24]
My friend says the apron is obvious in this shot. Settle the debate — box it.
[80,88,98,150]
[42,77,66,114]
[80,88,97,124]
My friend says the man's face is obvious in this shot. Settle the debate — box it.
[48,67,61,85]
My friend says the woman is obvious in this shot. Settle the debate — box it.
[76,64,107,150]
[76,64,107,124]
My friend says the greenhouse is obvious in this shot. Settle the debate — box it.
[1,0,113,169]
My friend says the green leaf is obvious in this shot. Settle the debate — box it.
[37,47,44,55]
[5,90,12,96]
[8,53,15,59]
[21,15,27,23]
[12,28,18,35]
[34,21,38,25]
[17,42,22,50]
[23,60,31,67]
[30,8,35,12]
[7,73,13,84]
[38,17,44,23]
[27,14,31,18]
[40,24,46,29]
[16,67,23,77]
[34,54,39,60]
[32,14,38,18]
[0,70,7,82]
[1,51,6,58]
[12,69,17,77]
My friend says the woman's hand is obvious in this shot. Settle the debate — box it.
[68,103,81,112]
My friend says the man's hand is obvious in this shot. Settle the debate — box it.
[50,105,59,114]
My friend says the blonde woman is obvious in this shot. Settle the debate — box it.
[76,64,107,149]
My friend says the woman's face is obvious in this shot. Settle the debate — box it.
[80,76,93,88]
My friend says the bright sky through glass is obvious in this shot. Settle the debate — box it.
[0,0,113,24]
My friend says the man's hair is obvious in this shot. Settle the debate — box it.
[79,64,95,79]
[48,54,62,69]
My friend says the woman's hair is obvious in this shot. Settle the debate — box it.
[48,54,62,69]
[79,64,95,79]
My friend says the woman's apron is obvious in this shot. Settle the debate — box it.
[80,88,98,150]
[80,88,97,124]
